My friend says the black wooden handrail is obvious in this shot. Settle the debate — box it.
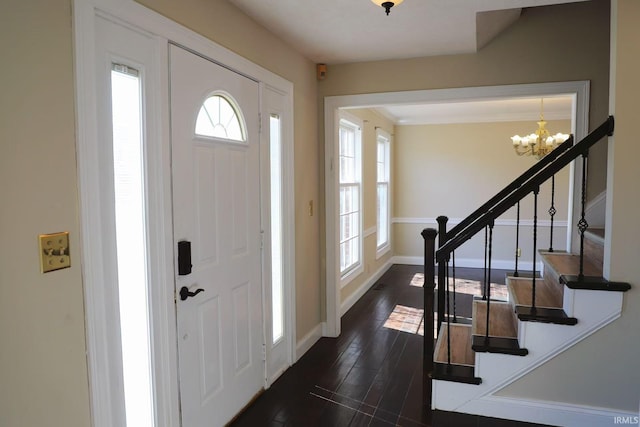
[446,137,574,240]
[437,116,614,262]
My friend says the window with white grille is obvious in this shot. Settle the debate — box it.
[339,115,362,278]
[376,129,391,255]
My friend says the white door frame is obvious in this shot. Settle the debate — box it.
[73,1,296,426]
[324,81,590,337]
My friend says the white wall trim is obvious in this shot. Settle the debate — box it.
[260,83,297,386]
[463,396,639,427]
[363,226,377,238]
[585,190,607,228]
[392,256,423,266]
[391,256,541,272]
[73,3,118,426]
[392,217,568,228]
[295,323,324,362]
[339,264,364,289]
[340,260,393,316]
[376,243,391,260]
[326,81,589,339]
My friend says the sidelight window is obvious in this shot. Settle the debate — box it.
[111,64,154,427]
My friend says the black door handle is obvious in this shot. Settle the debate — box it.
[180,286,205,301]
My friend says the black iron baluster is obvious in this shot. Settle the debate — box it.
[532,186,540,311]
[485,220,495,344]
[548,175,556,252]
[452,251,457,323]
[446,259,451,370]
[577,153,590,281]
[483,225,488,300]
[514,201,521,277]
[436,216,449,332]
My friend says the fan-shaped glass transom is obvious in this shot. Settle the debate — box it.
[195,94,245,141]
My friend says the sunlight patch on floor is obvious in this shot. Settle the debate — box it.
[409,273,509,300]
[383,304,424,335]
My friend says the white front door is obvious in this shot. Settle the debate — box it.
[170,45,264,427]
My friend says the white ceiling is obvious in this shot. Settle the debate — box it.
[229,0,590,64]
[229,0,582,124]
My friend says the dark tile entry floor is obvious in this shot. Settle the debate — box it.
[230,264,550,427]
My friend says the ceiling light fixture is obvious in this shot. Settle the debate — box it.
[510,98,570,159]
[371,0,404,15]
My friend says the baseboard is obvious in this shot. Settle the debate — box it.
[585,190,606,228]
[391,256,542,272]
[340,260,393,316]
[391,256,422,265]
[462,395,639,427]
[295,322,324,362]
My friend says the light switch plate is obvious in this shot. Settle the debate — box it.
[39,232,70,273]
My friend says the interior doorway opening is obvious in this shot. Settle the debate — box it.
[324,82,590,338]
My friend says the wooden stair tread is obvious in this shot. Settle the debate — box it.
[432,363,482,385]
[434,323,475,366]
[472,300,517,339]
[560,275,631,292]
[541,252,602,277]
[471,335,528,356]
[506,276,563,309]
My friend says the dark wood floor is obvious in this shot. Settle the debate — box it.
[230,264,549,427]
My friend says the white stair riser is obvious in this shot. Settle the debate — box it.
[432,289,624,417]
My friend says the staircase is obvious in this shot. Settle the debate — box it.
[421,117,631,427]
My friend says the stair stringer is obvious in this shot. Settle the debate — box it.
[432,288,624,426]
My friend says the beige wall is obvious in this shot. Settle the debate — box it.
[136,0,320,344]
[393,121,571,264]
[318,0,610,201]
[0,1,91,426]
[497,0,640,412]
[2,0,634,423]
[339,109,395,304]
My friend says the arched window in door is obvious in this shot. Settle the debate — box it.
[195,93,245,141]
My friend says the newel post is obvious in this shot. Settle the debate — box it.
[421,227,437,410]
[436,216,449,332]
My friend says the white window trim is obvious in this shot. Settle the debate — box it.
[260,84,296,382]
[74,1,296,426]
[375,128,392,259]
[337,111,363,289]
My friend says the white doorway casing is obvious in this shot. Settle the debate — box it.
[73,1,296,426]
[324,81,590,337]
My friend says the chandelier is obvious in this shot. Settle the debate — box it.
[510,99,570,159]
[371,0,404,15]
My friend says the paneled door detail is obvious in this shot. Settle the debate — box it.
[170,45,263,427]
